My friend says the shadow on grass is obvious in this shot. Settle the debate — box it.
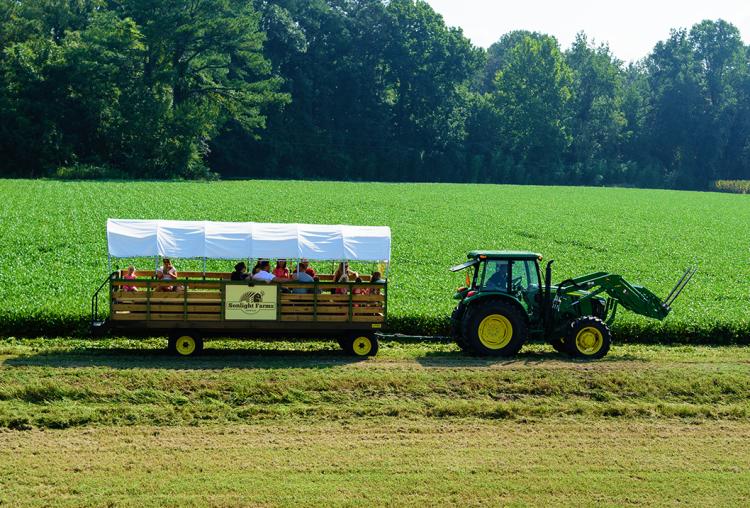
[4,345,648,371]
[414,349,650,368]
[4,345,367,370]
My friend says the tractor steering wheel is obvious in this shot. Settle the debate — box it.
[512,276,523,292]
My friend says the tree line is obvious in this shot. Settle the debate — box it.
[1,0,749,189]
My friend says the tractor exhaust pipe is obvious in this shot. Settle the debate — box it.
[662,266,697,308]
[544,260,554,336]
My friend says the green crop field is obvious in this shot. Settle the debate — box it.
[0,179,748,342]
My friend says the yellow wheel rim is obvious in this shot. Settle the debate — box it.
[352,336,373,356]
[175,335,196,356]
[477,314,513,349]
[575,327,604,355]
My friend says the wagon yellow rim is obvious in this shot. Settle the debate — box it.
[478,314,513,349]
[175,335,197,356]
[575,327,603,355]
[352,336,373,356]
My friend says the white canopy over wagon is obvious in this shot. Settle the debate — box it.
[106,219,391,262]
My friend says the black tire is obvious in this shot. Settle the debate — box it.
[450,306,471,352]
[461,300,528,357]
[343,333,379,357]
[550,337,567,354]
[336,337,347,351]
[168,333,204,356]
[565,317,611,360]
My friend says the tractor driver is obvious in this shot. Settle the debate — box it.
[485,262,509,292]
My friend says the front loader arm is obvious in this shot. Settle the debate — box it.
[555,268,695,321]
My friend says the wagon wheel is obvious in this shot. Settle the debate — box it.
[343,333,379,357]
[168,333,204,357]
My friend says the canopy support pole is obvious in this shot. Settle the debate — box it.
[154,256,158,273]
[203,257,206,279]
[107,254,111,274]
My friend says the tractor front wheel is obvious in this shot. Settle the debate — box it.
[549,337,566,354]
[462,300,527,357]
[565,317,611,360]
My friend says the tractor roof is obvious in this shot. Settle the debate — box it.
[467,250,542,261]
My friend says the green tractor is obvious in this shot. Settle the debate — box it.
[450,251,695,359]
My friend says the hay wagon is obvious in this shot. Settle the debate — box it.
[92,220,390,356]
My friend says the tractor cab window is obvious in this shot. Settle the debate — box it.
[511,260,540,292]
[480,260,510,292]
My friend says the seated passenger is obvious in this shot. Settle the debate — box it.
[252,260,290,283]
[335,274,349,294]
[273,259,289,279]
[333,262,357,284]
[370,271,385,284]
[353,276,368,297]
[122,265,138,292]
[156,258,178,291]
[231,261,248,281]
[369,271,385,295]
[299,259,316,277]
[291,268,314,294]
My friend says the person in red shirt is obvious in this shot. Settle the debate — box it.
[299,259,316,277]
[273,259,289,279]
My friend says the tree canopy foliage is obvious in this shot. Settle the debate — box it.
[1,0,749,188]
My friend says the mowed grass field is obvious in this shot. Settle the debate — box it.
[1,339,750,506]
[1,179,749,342]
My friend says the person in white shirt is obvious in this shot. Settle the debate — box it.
[252,260,289,283]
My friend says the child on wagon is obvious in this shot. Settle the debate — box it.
[122,265,138,292]
[156,258,178,291]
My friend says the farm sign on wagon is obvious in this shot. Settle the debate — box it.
[225,285,278,320]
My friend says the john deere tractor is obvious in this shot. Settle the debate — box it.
[450,251,695,359]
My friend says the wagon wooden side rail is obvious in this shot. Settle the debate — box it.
[104,276,387,329]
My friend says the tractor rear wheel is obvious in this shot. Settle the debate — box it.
[565,317,611,360]
[451,307,471,352]
[462,300,527,357]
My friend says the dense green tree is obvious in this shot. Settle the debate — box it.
[492,34,573,182]
[481,30,539,92]
[644,20,747,188]
[381,0,482,180]
[1,2,750,189]
[564,33,626,184]
[0,0,284,177]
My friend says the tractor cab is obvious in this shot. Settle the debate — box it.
[451,250,543,317]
